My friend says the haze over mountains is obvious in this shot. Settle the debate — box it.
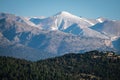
[0,11,120,61]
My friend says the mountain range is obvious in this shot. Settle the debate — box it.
[0,11,120,61]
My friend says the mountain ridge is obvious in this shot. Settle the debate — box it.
[0,11,119,60]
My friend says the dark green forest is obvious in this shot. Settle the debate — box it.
[0,50,120,80]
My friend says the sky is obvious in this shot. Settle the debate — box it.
[0,0,120,20]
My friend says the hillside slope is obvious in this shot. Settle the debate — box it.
[0,51,120,80]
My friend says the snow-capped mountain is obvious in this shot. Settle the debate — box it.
[29,11,107,31]
[29,11,110,38]
[0,12,120,61]
[30,11,95,30]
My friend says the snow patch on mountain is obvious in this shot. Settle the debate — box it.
[96,17,107,23]
[21,17,37,27]
[79,17,95,26]
[80,28,109,39]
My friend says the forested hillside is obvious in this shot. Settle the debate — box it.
[0,51,120,80]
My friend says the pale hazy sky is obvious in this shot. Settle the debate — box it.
[0,0,120,20]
